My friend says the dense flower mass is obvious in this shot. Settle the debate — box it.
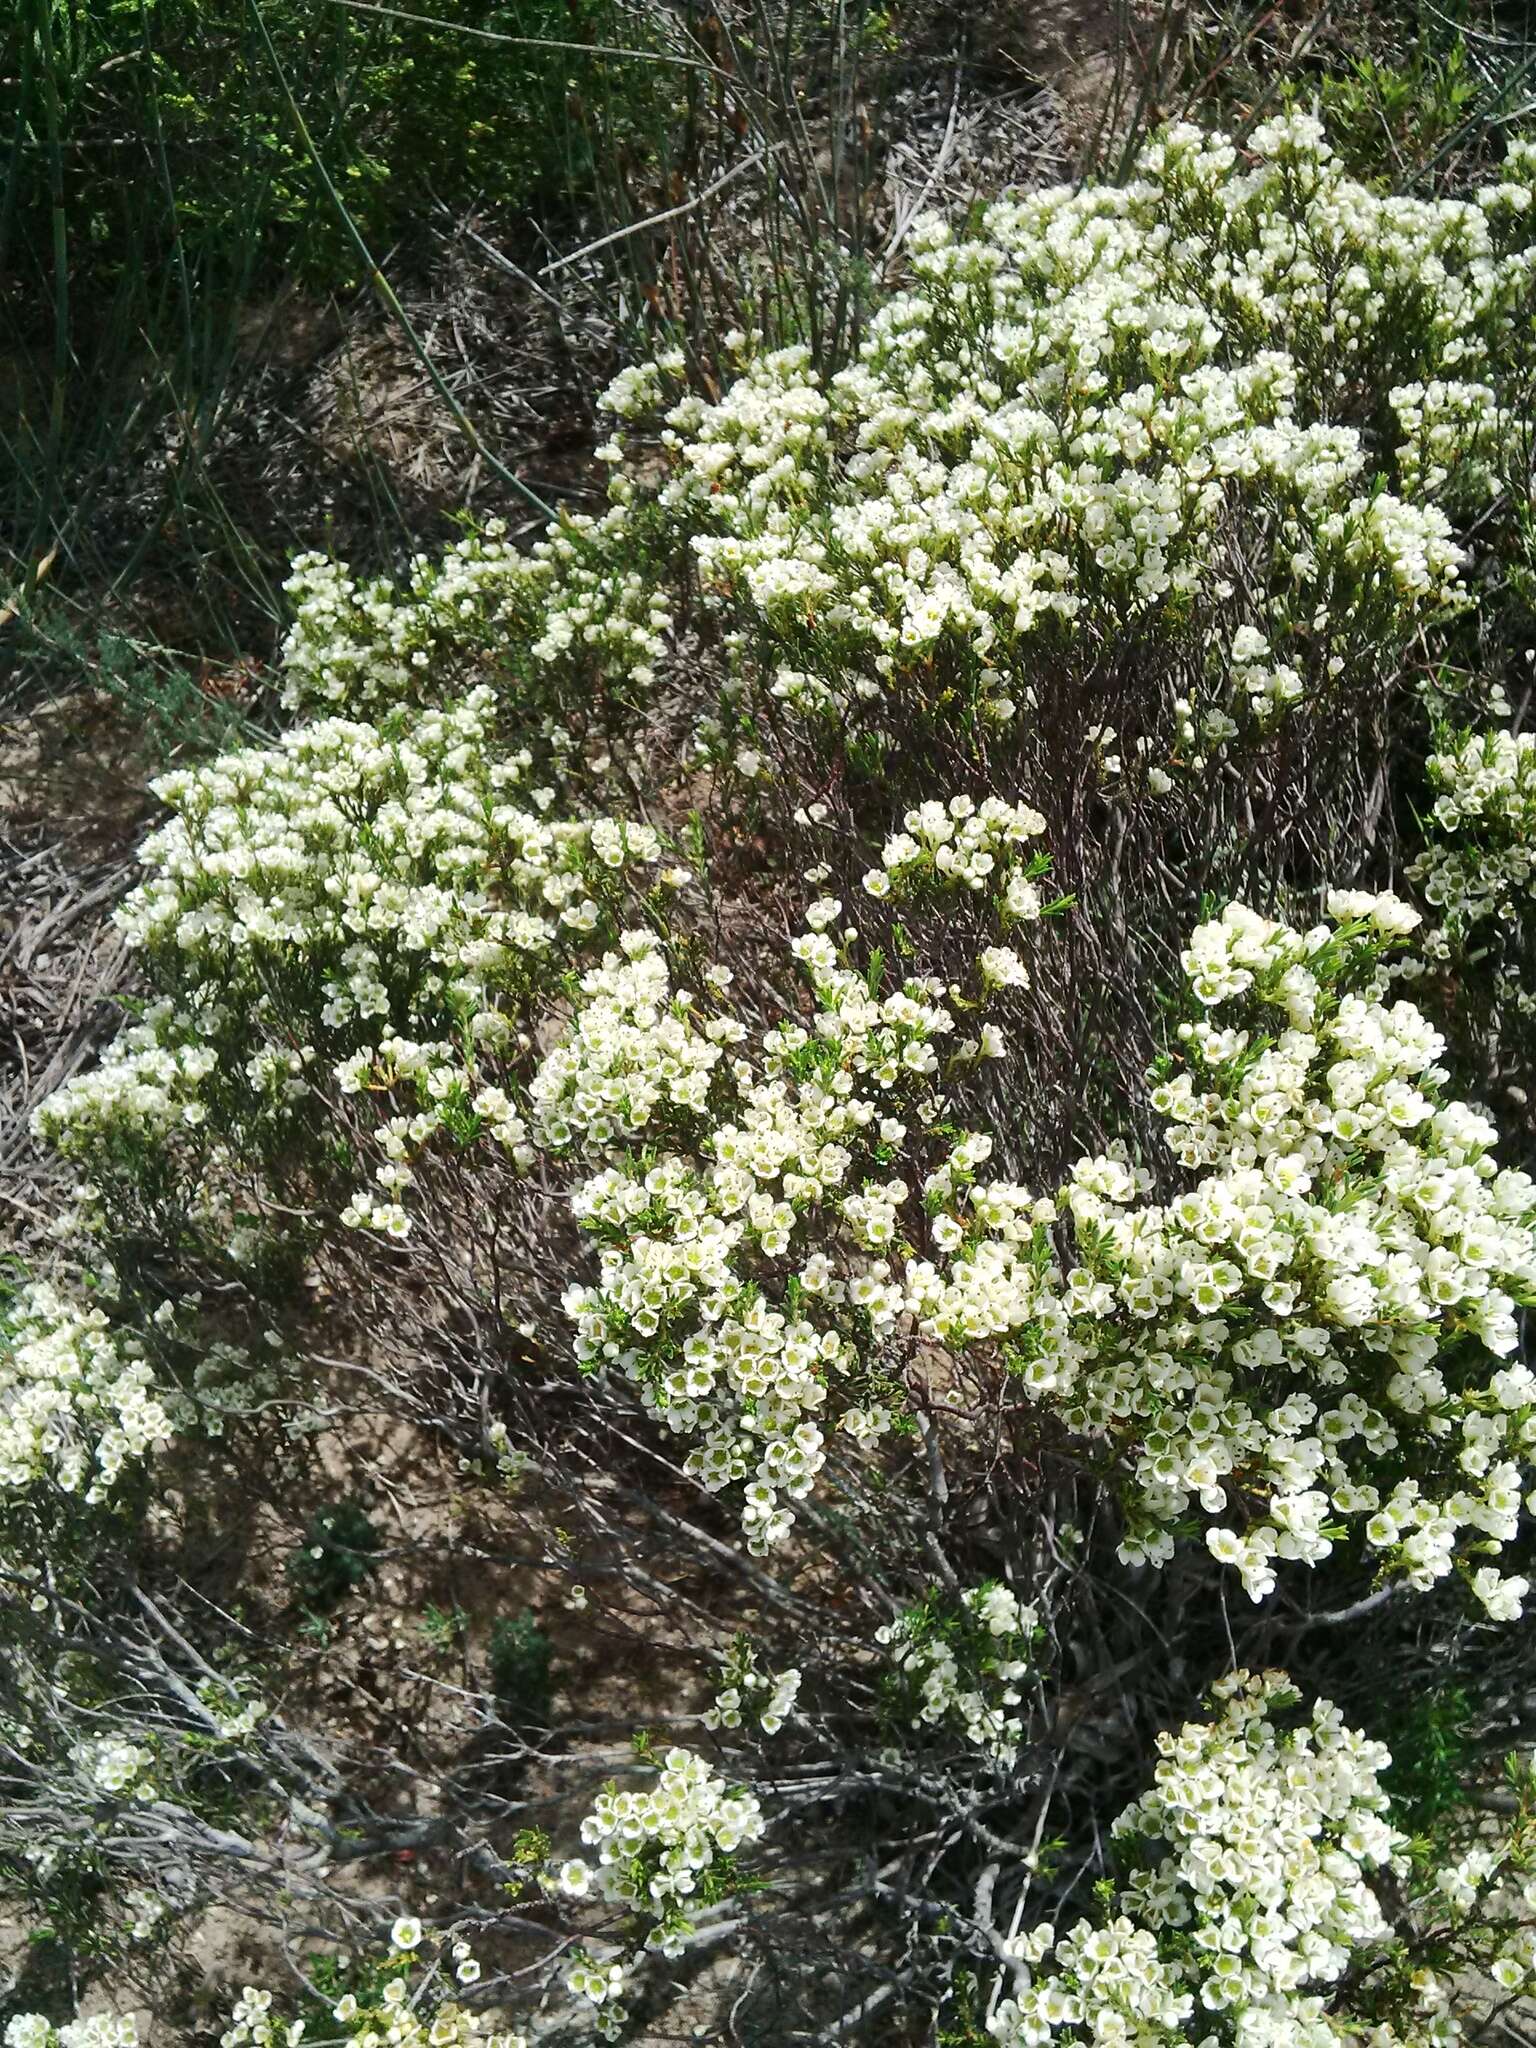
[0,1281,171,1503]
[555,899,1013,1548]
[557,1744,764,1931]
[1412,725,1536,1015]
[531,936,745,1151]
[34,688,672,1238]
[270,124,1536,783]
[988,1670,1536,2048]
[13,104,1536,2048]
[556,1743,765,2030]
[914,895,1536,1608]
[279,513,674,721]
[589,121,1536,770]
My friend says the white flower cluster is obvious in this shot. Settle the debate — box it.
[878,1581,1038,1763]
[1428,1853,1536,1998]
[591,121,1536,759]
[1390,377,1508,510]
[71,1733,157,1802]
[124,1887,167,1941]
[0,1281,172,1504]
[37,688,669,1242]
[557,1744,764,2030]
[910,894,1536,1609]
[557,1748,765,2034]
[197,1679,267,1742]
[991,1669,1536,2048]
[7,2019,140,2048]
[531,934,737,1150]
[701,1642,802,1736]
[562,1954,630,2038]
[31,1005,221,1167]
[990,1672,1403,2048]
[558,1744,763,1917]
[558,909,1000,1550]
[862,794,1048,931]
[280,512,672,718]
[1412,726,1536,1015]
[222,1939,525,2048]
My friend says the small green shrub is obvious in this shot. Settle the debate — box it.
[1315,42,1485,178]
[418,1603,466,1655]
[488,1611,554,1727]
[287,1499,381,1608]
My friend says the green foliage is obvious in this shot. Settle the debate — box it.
[2,605,261,756]
[1314,40,1485,177]
[1376,1685,1478,1833]
[287,1497,381,1608]
[1149,0,1529,193]
[299,1945,405,2023]
[936,1972,992,2047]
[0,0,672,708]
[488,1609,554,1727]
[418,1602,466,1654]
[1,0,664,308]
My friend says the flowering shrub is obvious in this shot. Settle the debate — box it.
[221,1931,527,2048]
[557,1744,765,1930]
[1418,728,1536,946]
[265,124,1536,814]
[16,1677,1536,2048]
[279,509,675,720]
[17,1933,532,2048]
[555,1744,766,2035]
[0,1600,293,1974]
[556,905,1012,1549]
[1410,726,1536,1076]
[588,120,1536,781]
[547,882,1536,1612]
[6,1935,535,2048]
[914,894,1536,1610]
[13,114,1536,2048]
[988,1670,1536,2048]
[35,687,674,1246]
